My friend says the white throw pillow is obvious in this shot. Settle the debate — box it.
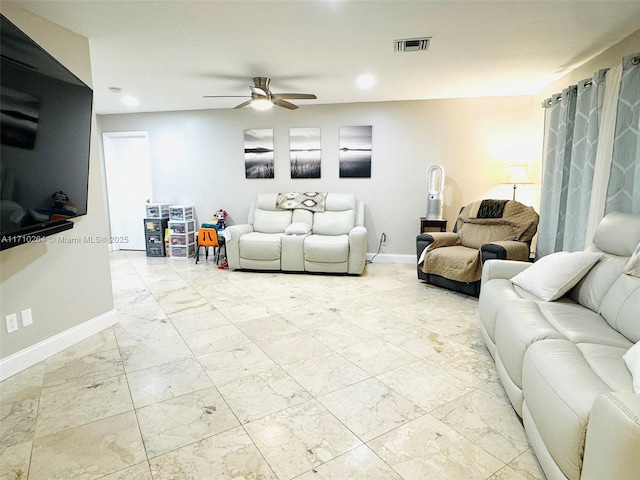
[623,341,640,393]
[510,251,603,301]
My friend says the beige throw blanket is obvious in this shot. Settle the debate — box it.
[276,192,327,212]
[418,200,538,283]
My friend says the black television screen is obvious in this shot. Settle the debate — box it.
[1,14,93,249]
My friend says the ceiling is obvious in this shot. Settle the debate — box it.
[9,1,640,115]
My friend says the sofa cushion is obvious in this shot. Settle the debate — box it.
[239,232,282,260]
[304,234,349,263]
[577,343,634,393]
[623,243,640,277]
[510,251,603,302]
[592,211,640,257]
[494,300,564,389]
[623,341,640,393]
[522,339,612,480]
[537,301,633,348]
[292,208,313,225]
[325,193,357,211]
[255,193,279,210]
[568,250,628,312]
[478,259,542,349]
[600,274,640,342]
[285,222,311,235]
[421,245,481,282]
[495,299,633,392]
[313,210,355,235]
[458,223,514,249]
[253,209,292,233]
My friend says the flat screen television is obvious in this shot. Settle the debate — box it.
[1,14,93,250]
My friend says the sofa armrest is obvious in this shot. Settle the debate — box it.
[481,240,530,263]
[417,233,435,256]
[348,226,367,274]
[481,258,531,284]
[581,392,640,480]
[417,232,459,253]
[225,224,253,269]
[417,232,459,267]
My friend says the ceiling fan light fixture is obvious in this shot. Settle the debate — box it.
[251,97,274,111]
[206,76,316,110]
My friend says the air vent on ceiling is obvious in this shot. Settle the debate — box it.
[394,37,431,53]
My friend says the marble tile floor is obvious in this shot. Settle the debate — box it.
[1,251,545,480]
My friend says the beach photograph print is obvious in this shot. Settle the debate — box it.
[1,86,40,149]
[244,128,274,179]
[290,127,321,178]
[339,125,372,178]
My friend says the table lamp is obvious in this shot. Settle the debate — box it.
[506,164,532,201]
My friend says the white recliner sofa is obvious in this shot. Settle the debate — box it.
[226,193,367,274]
[478,212,640,480]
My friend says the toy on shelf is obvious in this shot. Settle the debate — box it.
[214,209,228,229]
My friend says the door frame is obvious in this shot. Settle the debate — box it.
[102,131,151,251]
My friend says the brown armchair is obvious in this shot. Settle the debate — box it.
[417,199,539,296]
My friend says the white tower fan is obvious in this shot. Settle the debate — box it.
[426,165,445,220]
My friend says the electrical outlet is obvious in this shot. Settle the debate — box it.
[5,313,18,333]
[381,232,387,246]
[21,308,33,327]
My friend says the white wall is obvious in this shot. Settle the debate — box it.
[536,29,640,103]
[0,5,114,368]
[99,95,542,258]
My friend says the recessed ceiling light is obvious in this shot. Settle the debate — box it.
[356,74,375,89]
[121,95,139,107]
[108,86,122,93]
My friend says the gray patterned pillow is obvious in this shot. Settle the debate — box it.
[276,192,327,212]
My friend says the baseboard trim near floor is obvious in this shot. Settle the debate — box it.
[0,309,119,381]
[367,253,416,264]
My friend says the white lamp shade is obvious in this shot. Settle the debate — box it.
[507,165,532,184]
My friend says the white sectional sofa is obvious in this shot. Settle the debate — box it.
[226,193,367,274]
[478,212,640,480]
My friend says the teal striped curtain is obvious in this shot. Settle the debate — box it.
[538,53,640,258]
[605,53,640,215]
[563,71,606,252]
[537,87,577,258]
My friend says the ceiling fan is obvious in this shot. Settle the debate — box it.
[204,77,317,110]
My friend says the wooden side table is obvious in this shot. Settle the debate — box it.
[420,217,447,233]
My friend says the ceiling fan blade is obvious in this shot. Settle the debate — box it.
[234,99,253,109]
[273,99,298,110]
[271,93,317,100]
[203,95,250,98]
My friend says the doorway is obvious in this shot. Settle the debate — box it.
[102,132,152,251]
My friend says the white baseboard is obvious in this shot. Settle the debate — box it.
[367,253,416,264]
[0,309,119,381]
